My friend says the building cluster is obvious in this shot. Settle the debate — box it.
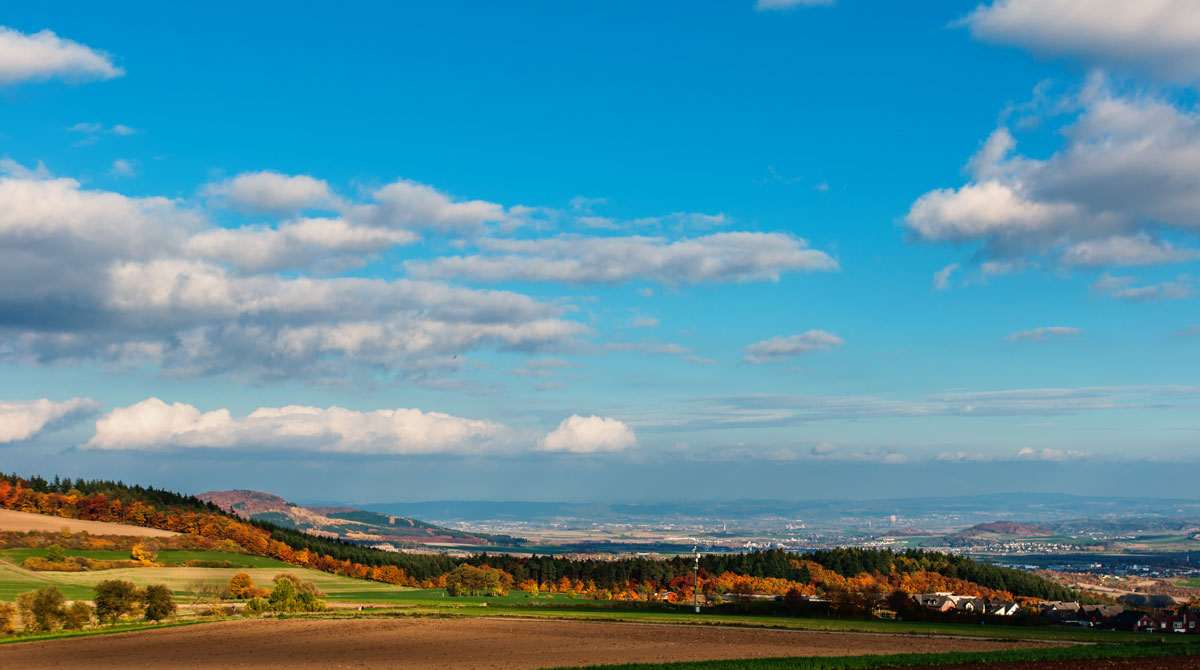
[912,592,1020,616]
[909,592,1198,632]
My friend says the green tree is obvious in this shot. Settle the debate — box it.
[93,579,140,623]
[17,587,66,632]
[45,544,66,563]
[62,602,92,630]
[268,577,298,610]
[141,584,176,621]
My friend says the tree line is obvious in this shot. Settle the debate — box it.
[1,473,1079,602]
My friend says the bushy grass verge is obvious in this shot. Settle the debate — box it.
[550,641,1200,670]
[0,619,206,646]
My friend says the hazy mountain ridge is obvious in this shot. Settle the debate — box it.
[198,489,524,548]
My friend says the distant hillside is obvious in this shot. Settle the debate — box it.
[957,521,1055,537]
[197,489,524,548]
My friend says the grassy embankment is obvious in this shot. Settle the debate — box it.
[550,641,1200,670]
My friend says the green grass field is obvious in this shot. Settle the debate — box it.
[547,642,1200,670]
[0,555,416,603]
[1177,577,1200,588]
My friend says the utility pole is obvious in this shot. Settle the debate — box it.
[693,547,701,613]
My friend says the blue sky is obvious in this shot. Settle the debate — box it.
[1,1,1198,503]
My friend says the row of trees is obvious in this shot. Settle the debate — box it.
[0,580,176,636]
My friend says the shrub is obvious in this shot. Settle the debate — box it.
[245,596,268,614]
[94,579,141,623]
[141,584,176,621]
[274,572,324,596]
[46,544,65,562]
[130,544,158,565]
[62,602,92,630]
[0,601,17,635]
[22,557,85,572]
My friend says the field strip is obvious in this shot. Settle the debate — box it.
[468,615,1088,645]
[0,617,1059,670]
[0,509,177,536]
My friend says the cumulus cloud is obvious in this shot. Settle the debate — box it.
[86,399,638,456]
[0,398,97,443]
[743,330,844,364]
[539,415,637,453]
[0,174,585,380]
[905,80,1200,274]
[206,171,335,215]
[185,218,418,272]
[347,179,505,232]
[1006,326,1081,342]
[963,0,1200,83]
[86,398,513,454]
[407,232,837,285]
[0,26,122,84]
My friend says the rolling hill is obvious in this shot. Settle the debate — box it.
[197,489,524,549]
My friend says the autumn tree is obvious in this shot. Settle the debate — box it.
[228,572,256,599]
[142,584,176,621]
[94,580,141,623]
[62,602,92,630]
[0,601,16,635]
[17,587,66,632]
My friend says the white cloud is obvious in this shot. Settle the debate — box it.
[539,415,637,453]
[0,175,585,380]
[206,171,335,215]
[905,83,1200,269]
[756,0,834,10]
[932,263,959,290]
[963,0,1200,83]
[68,122,136,136]
[86,398,512,454]
[1089,273,1193,301]
[348,178,505,232]
[0,26,122,84]
[1014,446,1091,462]
[108,159,136,178]
[185,217,418,272]
[1060,234,1200,267]
[408,232,837,285]
[661,385,1200,431]
[87,399,639,456]
[1006,326,1081,342]
[0,398,97,443]
[743,330,844,364]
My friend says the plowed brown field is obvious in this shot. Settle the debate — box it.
[0,617,1057,670]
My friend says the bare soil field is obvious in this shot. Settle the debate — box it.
[0,509,177,537]
[0,617,1056,670]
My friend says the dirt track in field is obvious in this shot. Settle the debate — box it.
[0,509,178,537]
[0,617,1058,670]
